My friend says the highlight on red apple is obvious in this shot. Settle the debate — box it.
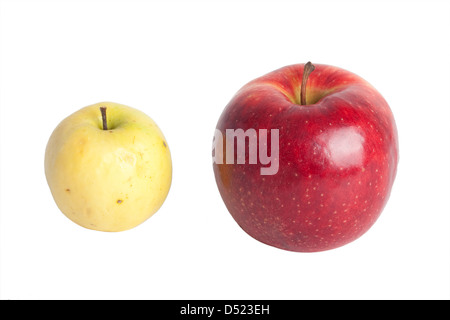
[212,62,398,252]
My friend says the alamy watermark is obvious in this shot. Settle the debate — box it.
[212,128,279,176]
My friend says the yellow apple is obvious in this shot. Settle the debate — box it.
[44,102,172,232]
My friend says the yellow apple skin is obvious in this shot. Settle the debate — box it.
[44,102,172,232]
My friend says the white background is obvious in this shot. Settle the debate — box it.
[1,0,449,300]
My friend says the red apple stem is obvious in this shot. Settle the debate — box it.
[301,61,315,105]
[100,107,107,130]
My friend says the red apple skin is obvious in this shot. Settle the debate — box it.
[213,63,398,252]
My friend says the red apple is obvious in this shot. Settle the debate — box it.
[213,62,398,252]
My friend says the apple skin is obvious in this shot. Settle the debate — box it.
[45,102,172,232]
[213,63,398,252]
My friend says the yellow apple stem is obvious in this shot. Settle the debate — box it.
[301,61,315,105]
[100,107,107,130]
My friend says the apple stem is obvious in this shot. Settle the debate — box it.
[301,61,315,105]
[100,107,107,130]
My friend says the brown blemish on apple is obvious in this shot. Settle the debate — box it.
[65,188,70,193]
[163,141,167,148]
[117,199,123,204]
